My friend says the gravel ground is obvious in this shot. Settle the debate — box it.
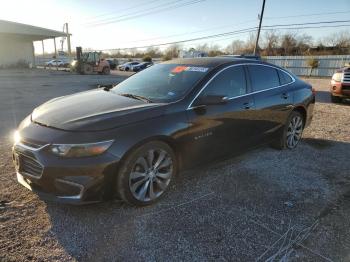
[0,71,349,261]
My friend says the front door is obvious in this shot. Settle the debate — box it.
[184,65,257,166]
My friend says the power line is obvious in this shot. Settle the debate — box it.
[116,19,257,44]
[181,23,350,48]
[95,20,350,51]
[265,10,350,20]
[84,0,189,25]
[85,0,163,21]
[115,11,350,45]
[85,0,206,27]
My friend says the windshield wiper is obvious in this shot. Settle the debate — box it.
[118,93,153,103]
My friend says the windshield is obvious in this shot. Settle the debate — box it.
[111,64,210,102]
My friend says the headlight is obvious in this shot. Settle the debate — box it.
[49,140,114,157]
[14,130,21,144]
[332,72,343,82]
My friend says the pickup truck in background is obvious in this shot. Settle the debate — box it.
[331,66,350,103]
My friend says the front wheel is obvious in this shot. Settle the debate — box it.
[272,111,304,150]
[116,141,177,206]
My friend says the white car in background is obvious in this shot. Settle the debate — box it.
[118,61,140,71]
[45,59,66,67]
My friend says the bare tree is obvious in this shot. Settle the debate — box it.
[334,31,350,48]
[262,30,279,56]
[225,40,245,54]
[244,32,257,54]
[296,33,313,55]
[164,44,181,59]
[281,32,297,55]
[195,43,209,52]
[145,47,162,58]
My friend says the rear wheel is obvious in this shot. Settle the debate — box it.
[272,111,304,150]
[102,67,110,75]
[116,141,177,206]
[331,95,342,103]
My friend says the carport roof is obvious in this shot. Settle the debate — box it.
[0,19,68,41]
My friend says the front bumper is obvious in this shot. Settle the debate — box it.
[330,82,350,98]
[12,142,120,204]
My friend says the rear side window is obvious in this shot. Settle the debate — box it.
[201,66,247,98]
[247,65,280,92]
[278,70,293,85]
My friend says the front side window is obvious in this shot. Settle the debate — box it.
[111,64,210,102]
[200,66,247,98]
[248,65,280,92]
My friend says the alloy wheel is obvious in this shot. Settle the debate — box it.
[129,149,173,202]
[286,115,303,149]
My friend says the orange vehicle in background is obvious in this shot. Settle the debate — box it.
[330,65,350,103]
[71,47,110,75]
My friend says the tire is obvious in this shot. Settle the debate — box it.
[331,95,342,103]
[272,111,304,150]
[82,64,93,75]
[125,67,129,71]
[116,141,177,206]
[102,67,110,75]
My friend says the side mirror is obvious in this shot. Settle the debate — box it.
[196,95,229,106]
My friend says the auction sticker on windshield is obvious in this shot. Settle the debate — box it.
[185,67,209,72]
[171,66,209,73]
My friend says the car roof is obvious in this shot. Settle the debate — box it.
[161,57,264,68]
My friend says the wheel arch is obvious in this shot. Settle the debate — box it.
[106,135,181,201]
[292,105,307,126]
[117,135,182,173]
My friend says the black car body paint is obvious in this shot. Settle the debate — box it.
[13,57,315,204]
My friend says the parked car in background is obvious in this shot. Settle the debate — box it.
[132,62,153,72]
[118,61,140,71]
[106,59,117,70]
[12,57,315,206]
[45,59,67,67]
[330,65,350,103]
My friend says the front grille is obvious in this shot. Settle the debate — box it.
[17,153,43,178]
[343,71,350,83]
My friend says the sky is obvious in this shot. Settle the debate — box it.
[0,0,349,54]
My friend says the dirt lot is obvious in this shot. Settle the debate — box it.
[0,70,349,261]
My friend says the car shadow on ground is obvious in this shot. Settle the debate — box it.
[316,90,350,105]
[44,138,350,261]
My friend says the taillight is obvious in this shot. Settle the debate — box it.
[312,87,316,95]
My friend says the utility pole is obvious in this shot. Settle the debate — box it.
[63,23,72,56]
[254,0,266,55]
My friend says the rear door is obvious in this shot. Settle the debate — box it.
[185,65,257,164]
[246,64,293,143]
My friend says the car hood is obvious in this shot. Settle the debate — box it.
[31,89,165,131]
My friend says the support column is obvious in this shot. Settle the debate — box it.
[53,37,58,71]
[42,40,45,68]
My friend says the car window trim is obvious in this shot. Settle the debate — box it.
[187,63,295,110]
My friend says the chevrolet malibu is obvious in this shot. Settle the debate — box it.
[12,57,315,206]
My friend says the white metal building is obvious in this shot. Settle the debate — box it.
[0,20,67,68]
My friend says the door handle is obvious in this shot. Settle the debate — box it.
[281,93,289,99]
[243,102,254,109]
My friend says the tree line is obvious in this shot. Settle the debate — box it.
[105,30,350,60]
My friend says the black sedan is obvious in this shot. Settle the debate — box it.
[12,57,315,206]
